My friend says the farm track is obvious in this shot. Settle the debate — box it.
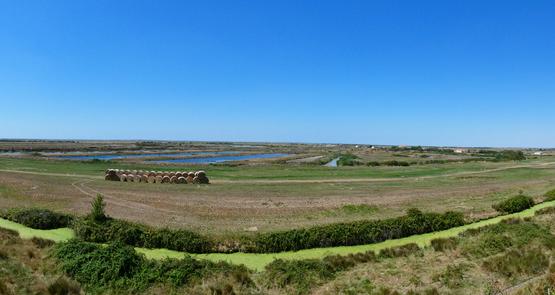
[1,161,555,184]
[71,179,181,215]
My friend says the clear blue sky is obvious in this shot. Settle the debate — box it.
[1,1,554,147]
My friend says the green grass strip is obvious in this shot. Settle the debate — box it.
[2,200,555,272]
[0,217,75,242]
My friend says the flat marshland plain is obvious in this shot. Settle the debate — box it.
[0,142,554,235]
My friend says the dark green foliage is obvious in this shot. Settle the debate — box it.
[90,194,107,222]
[252,209,465,253]
[0,249,8,260]
[493,195,535,214]
[378,243,421,258]
[53,240,252,293]
[430,237,458,251]
[337,154,362,166]
[494,150,526,161]
[382,160,411,167]
[544,189,555,202]
[0,208,72,230]
[482,247,549,278]
[72,218,212,253]
[47,277,81,295]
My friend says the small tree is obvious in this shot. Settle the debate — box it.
[91,194,107,222]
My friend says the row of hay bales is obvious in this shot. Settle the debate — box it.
[104,169,209,184]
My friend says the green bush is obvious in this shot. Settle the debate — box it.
[90,194,107,222]
[0,208,73,230]
[494,150,526,161]
[493,195,535,214]
[383,160,411,166]
[337,154,362,166]
[252,209,465,253]
[544,189,555,202]
[53,240,252,293]
[72,218,212,253]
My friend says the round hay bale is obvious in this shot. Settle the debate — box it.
[128,174,135,182]
[121,174,128,182]
[105,170,120,181]
[177,176,187,184]
[170,176,177,183]
[141,175,148,183]
[133,174,142,182]
[161,176,171,183]
[193,171,209,184]
[148,175,156,183]
[155,175,163,183]
[186,174,194,184]
[175,172,183,178]
[148,171,156,177]
[188,172,195,177]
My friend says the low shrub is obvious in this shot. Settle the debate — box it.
[544,189,555,202]
[0,208,73,230]
[252,209,465,253]
[337,154,362,166]
[53,240,252,293]
[460,219,555,258]
[383,160,411,167]
[31,237,54,249]
[482,247,549,278]
[430,237,458,252]
[263,259,336,294]
[378,243,421,258]
[47,277,81,295]
[263,251,377,294]
[0,249,8,260]
[493,195,535,214]
[90,194,107,222]
[434,263,471,289]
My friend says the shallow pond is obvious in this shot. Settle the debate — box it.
[56,151,240,161]
[151,153,291,164]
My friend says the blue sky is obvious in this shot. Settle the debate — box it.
[1,1,554,147]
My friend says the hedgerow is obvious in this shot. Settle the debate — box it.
[492,195,535,214]
[73,218,212,253]
[0,208,73,229]
[251,209,465,253]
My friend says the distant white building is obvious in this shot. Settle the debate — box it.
[533,151,544,156]
[454,149,467,154]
